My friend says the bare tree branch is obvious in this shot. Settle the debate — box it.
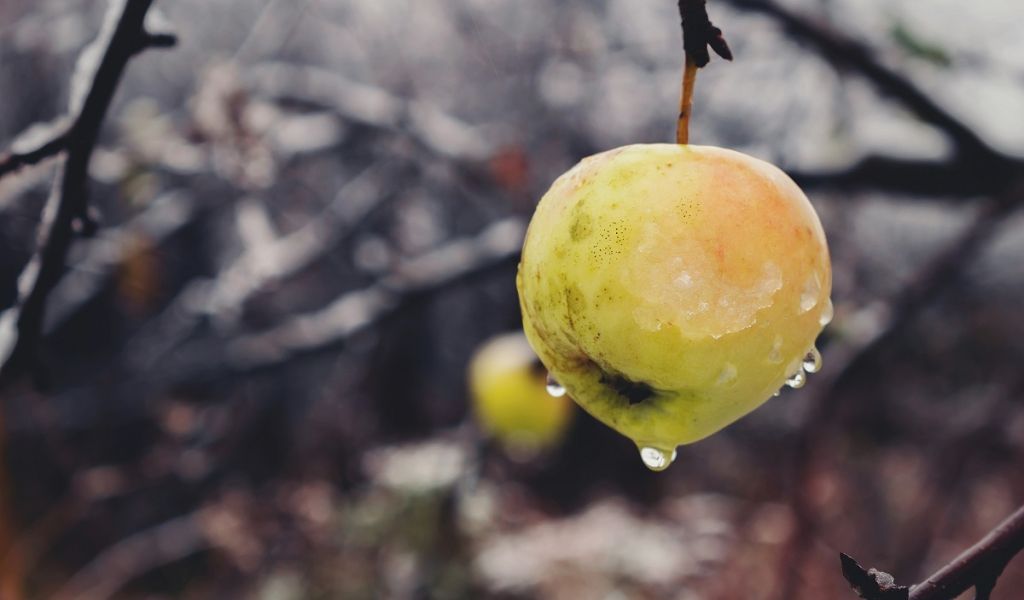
[908,504,1024,600]
[0,128,68,180]
[169,217,524,380]
[841,553,908,600]
[720,0,1011,166]
[52,511,207,600]
[775,179,1024,599]
[245,62,493,163]
[122,165,404,373]
[0,0,175,386]
[841,504,1024,600]
[790,154,1024,198]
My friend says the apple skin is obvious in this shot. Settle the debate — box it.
[468,332,574,453]
[516,144,831,453]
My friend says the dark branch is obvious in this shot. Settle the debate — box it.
[164,218,524,381]
[137,31,178,52]
[776,179,1024,600]
[0,130,68,179]
[840,505,1024,600]
[720,0,1006,163]
[0,0,174,386]
[841,554,909,600]
[908,504,1024,600]
[678,0,733,68]
[789,155,1023,198]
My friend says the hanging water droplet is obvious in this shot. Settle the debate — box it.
[819,298,834,327]
[799,274,821,313]
[639,446,677,472]
[716,363,738,386]
[545,373,566,398]
[773,390,781,397]
[785,369,806,389]
[802,347,822,374]
[767,335,783,364]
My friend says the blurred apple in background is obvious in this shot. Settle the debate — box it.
[468,332,574,459]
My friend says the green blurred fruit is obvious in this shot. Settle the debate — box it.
[516,144,831,469]
[468,332,574,455]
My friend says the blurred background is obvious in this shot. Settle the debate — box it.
[1,0,1022,598]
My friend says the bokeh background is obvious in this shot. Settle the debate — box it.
[1,0,1023,598]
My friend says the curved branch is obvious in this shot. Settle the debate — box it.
[166,218,524,381]
[0,130,68,179]
[721,0,1008,164]
[0,0,175,385]
[908,504,1024,600]
[790,155,1023,198]
[841,505,1024,600]
[776,179,1024,599]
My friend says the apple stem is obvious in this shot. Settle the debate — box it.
[675,0,733,146]
[677,55,698,145]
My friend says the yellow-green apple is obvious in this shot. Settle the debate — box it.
[469,332,574,456]
[517,144,831,469]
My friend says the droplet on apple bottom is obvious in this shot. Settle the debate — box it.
[785,369,806,389]
[802,347,822,373]
[545,373,567,398]
[819,298,835,327]
[639,446,677,471]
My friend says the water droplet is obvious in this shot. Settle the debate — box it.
[767,335,783,364]
[545,373,566,398]
[716,363,737,385]
[639,447,677,472]
[819,298,834,327]
[772,390,781,397]
[785,369,806,389]
[799,274,821,313]
[802,347,822,374]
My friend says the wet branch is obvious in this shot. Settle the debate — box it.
[0,129,69,180]
[908,504,1024,600]
[840,504,1024,600]
[773,179,1023,600]
[0,0,175,386]
[53,511,207,600]
[788,154,1024,198]
[720,0,1008,165]
[164,218,525,380]
[677,0,733,68]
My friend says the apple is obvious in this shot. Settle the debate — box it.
[468,332,574,456]
[516,144,831,470]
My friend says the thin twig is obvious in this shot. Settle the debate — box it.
[720,0,1008,166]
[841,505,1024,600]
[777,181,1023,599]
[675,0,732,144]
[789,154,1024,198]
[121,165,404,373]
[52,511,207,600]
[167,217,525,380]
[677,57,698,144]
[0,0,175,385]
[0,131,68,179]
[907,504,1024,600]
[245,61,492,162]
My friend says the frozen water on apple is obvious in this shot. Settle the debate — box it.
[802,347,822,374]
[767,335,783,364]
[785,369,806,389]
[819,298,834,327]
[716,363,738,385]
[799,274,821,313]
[545,373,567,398]
[639,446,677,471]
